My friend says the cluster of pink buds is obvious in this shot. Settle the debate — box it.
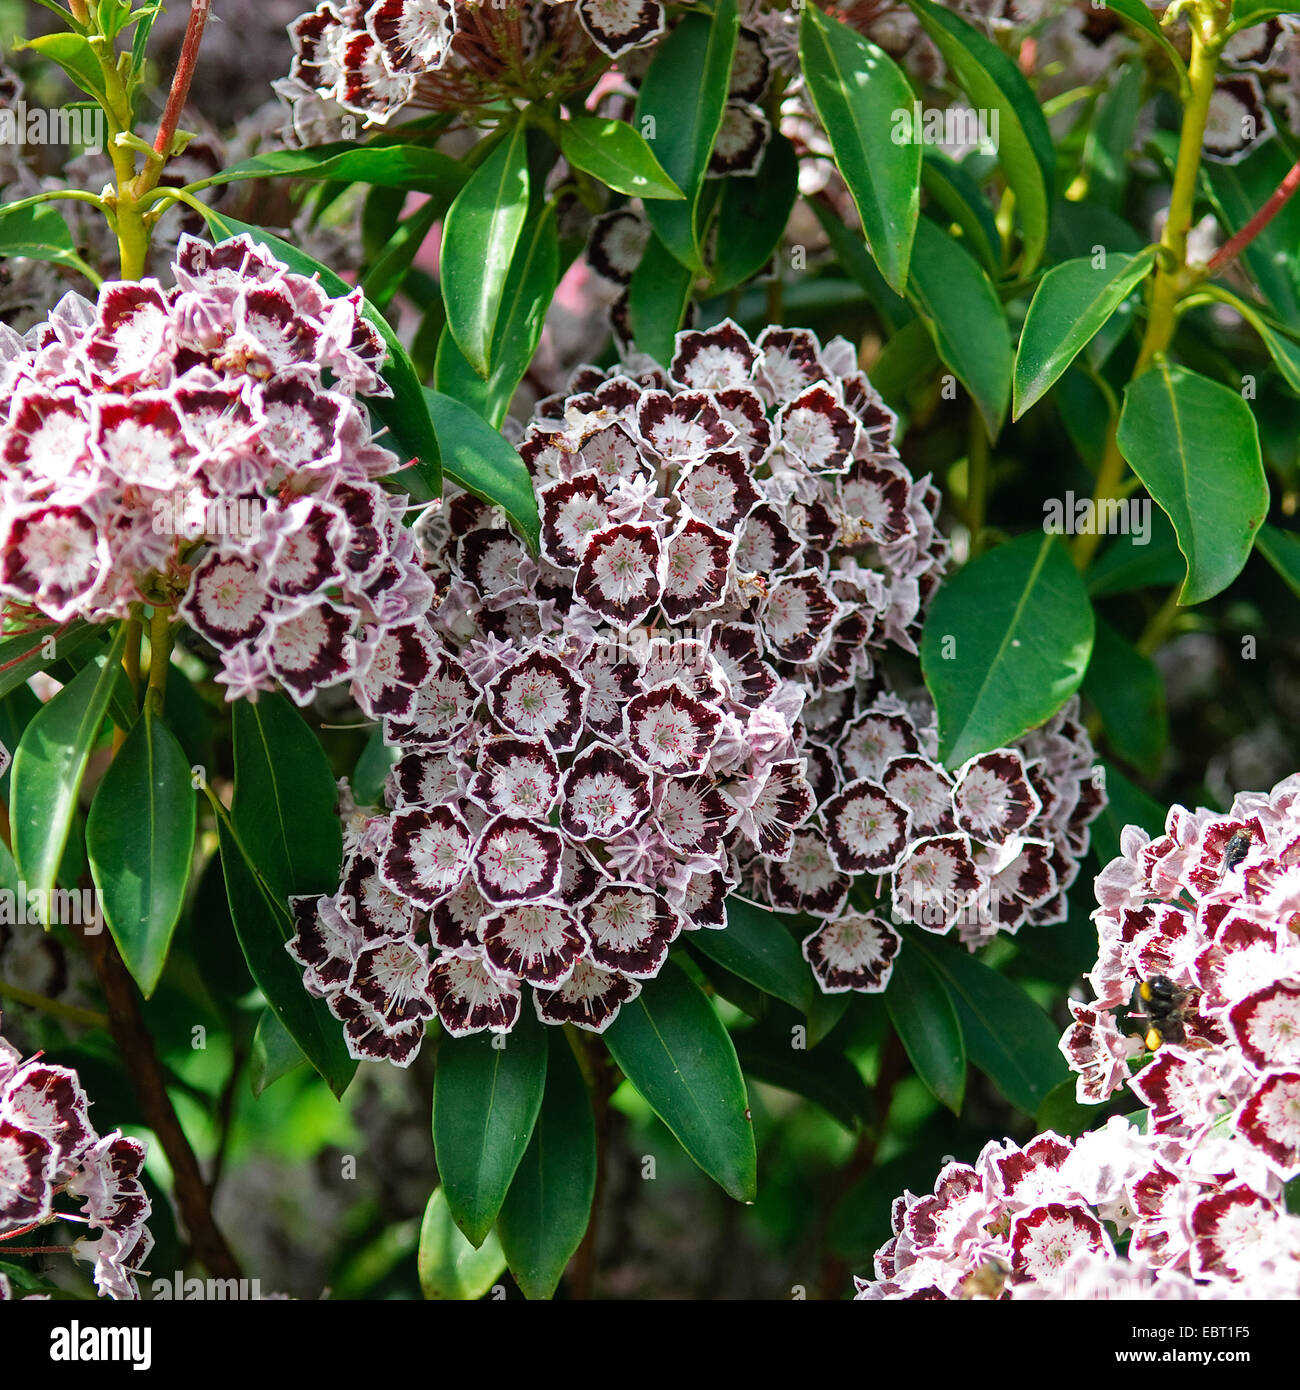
[286,319,950,1062]
[0,1014,153,1300]
[0,233,441,718]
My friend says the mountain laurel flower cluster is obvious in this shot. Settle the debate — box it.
[0,1014,153,1300]
[0,233,440,717]
[784,693,1104,997]
[287,320,950,1060]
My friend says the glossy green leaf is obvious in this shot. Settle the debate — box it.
[920,149,1001,276]
[1082,62,1145,211]
[0,200,97,280]
[213,806,356,1097]
[11,625,126,921]
[1256,521,1300,598]
[710,131,800,294]
[690,897,813,1013]
[422,388,540,551]
[1013,247,1158,419]
[434,1006,548,1247]
[249,1006,308,1098]
[418,1187,506,1301]
[732,1030,874,1132]
[885,944,966,1114]
[362,196,442,310]
[434,205,559,427]
[605,959,756,1202]
[1085,505,1184,597]
[231,694,341,902]
[1082,617,1168,776]
[1117,362,1269,605]
[440,124,530,376]
[913,935,1067,1115]
[194,142,468,194]
[921,532,1095,767]
[496,1032,596,1300]
[807,197,913,332]
[558,115,684,200]
[627,229,695,368]
[20,33,107,102]
[635,1,740,272]
[870,316,940,409]
[353,727,400,807]
[194,207,441,497]
[908,217,1012,437]
[85,707,195,996]
[905,0,1054,271]
[0,620,100,701]
[800,3,920,294]
[1035,1077,1112,1139]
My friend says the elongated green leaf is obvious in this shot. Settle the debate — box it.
[635,1,740,272]
[908,217,1012,439]
[921,149,1001,276]
[214,808,356,1097]
[85,707,195,996]
[422,388,540,551]
[710,131,799,294]
[434,205,559,427]
[691,897,812,1013]
[441,123,530,377]
[1117,362,1269,605]
[231,694,341,902]
[807,197,913,333]
[885,945,966,1114]
[1085,505,1183,597]
[913,935,1067,1114]
[11,625,126,920]
[0,620,100,701]
[627,229,695,368]
[20,32,107,102]
[732,1030,874,1132]
[1256,521,1300,598]
[921,532,1095,767]
[433,1004,548,1247]
[1035,1077,1113,1139]
[870,316,939,409]
[195,143,467,195]
[905,0,1054,271]
[418,1188,506,1301]
[496,1032,596,1300]
[1082,617,1168,777]
[604,959,756,1203]
[800,4,920,294]
[194,208,441,497]
[1013,247,1158,419]
[249,1006,308,1097]
[362,196,442,310]
[558,115,684,200]
[1082,61,1145,211]
[0,201,97,280]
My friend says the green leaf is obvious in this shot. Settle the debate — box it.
[627,229,695,368]
[21,32,107,102]
[418,1188,506,1301]
[353,727,399,807]
[434,205,559,428]
[422,388,540,552]
[1082,616,1168,777]
[362,196,442,310]
[11,625,126,920]
[0,620,100,701]
[496,1032,596,1300]
[1108,0,1189,68]
[912,935,1067,1114]
[920,149,1002,277]
[806,987,851,1047]
[922,533,1094,768]
[194,208,441,497]
[604,959,756,1203]
[807,197,913,333]
[1117,362,1269,605]
[1256,521,1300,598]
[1090,759,1166,867]
[440,124,530,376]
[1035,1077,1110,1138]
[1085,505,1184,597]
[433,1004,548,1247]
[907,217,1012,437]
[0,200,96,280]
[870,316,940,409]
[799,4,921,294]
[195,143,468,195]
[249,1006,308,1098]
[213,807,356,1097]
[1013,247,1158,420]
[85,707,195,997]
[710,131,800,294]
[885,944,966,1114]
[691,897,812,1013]
[558,115,684,200]
[1082,62,1145,211]
[635,1,740,273]
[732,1030,874,1132]
[231,694,341,902]
[905,0,1054,271]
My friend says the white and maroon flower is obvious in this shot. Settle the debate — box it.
[893,835,981,930]
[385,654,479,746]
[533,959,640,1032]
[469,737,562,820]
[1236,1071,1300,1177]
[487,652,587,751]
[472,814,564,905]
[541,473,610,569]
[802,914,900,993]
[777,384,857,474]
[430,952,521,1037]
[660,519,733,622]
[574,522,664,625]
[380,805,471,907]
[761,570,840,664]
[732,759,815,860]
[1228,980,1300,1071]
[670,322,759,392]
[767,829,850,917]
[1008,1204,1111,1283]
[560,743,652,840]
[624,683,722,776]
[482,903,587,988]
[581,883,682,978]
[653,775,734,858]
[821,779,911,874]
[952,750,1041,844]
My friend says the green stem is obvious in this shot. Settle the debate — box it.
[0,981,110,1031]
[1136,586,1185,658]
[146,608,173,716]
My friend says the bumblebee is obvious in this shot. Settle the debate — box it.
[1128,975,1191,1052]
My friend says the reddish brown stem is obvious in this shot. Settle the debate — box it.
[1206,155,1300,275]
[81,925,242,1280]
[151,0,211,159]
